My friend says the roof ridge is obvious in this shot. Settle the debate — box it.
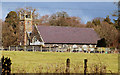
[36,25,94,29]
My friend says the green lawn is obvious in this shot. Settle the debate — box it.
[1,51,118,73]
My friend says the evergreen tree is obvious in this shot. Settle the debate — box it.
[2,11,20,47]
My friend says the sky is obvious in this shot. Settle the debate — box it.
[0,0,119,2]
[0,1,118,24]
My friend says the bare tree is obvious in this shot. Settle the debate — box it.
[94,22,118,47]
[16,7,39,25]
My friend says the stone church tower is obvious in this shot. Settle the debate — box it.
[19,11,32,46]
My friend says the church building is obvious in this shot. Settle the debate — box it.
[19,12,100,48]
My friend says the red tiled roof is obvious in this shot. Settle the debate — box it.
[36,25,100,44]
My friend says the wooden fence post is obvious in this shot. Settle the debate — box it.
[49,46,51,52]
[24,46,26,51]
[66,58,70,73]
[94,48,95,53]
[33,46,34,52]
[84,59,88,75]
[2,46,3,51]
[9,46,10,51]
[101,48,102,54]
[16,46,18,51]
[40,46,42,52]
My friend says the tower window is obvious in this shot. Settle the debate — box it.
[21,15,24,19]
[26,15,28,18]
[26,15,30,18]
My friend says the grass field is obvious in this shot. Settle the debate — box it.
[1,51,118,73]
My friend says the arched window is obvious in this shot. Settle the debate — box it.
[32,36,37,43]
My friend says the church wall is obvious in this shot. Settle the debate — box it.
[31,25,43,43]
[44,43,97,49]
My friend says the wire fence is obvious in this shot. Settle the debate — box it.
[0,45,119,54]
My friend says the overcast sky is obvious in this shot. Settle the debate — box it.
[0,0,119,2]
[0,1,118,24]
